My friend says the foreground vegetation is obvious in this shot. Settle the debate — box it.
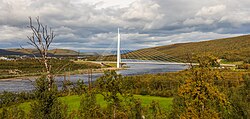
[0,56,249,119]
[1,60,249,118]
[0,73,172,118]
[0,69,250,119]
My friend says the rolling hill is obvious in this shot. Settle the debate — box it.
[127,35,250,62]
[49,49,79,56]
[0,49,28,56]
[0,48,98,57]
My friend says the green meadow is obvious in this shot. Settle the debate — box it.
[16,95,173,113]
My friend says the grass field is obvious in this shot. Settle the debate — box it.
[17,95,173,113]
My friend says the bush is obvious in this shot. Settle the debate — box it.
[78,90,103,118]
[226,74,250,118]
[0,91,34,108]
[0,91,16,108]
[0,107,25,119]
[72,80,87,95]
[29,76,68,119]
[170,55,230,118]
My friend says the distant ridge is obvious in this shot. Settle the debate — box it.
[129,35,250,62]
[0,49,27,56]
[0,48,98,57]
[49,49,79,56]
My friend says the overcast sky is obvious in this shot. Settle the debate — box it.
[1,0,250,52]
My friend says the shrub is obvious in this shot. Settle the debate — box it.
[170,55,230,118]
[226,74,250,118]
[78,90,103,118]
[29,76,68,119]
[0,107,25,119]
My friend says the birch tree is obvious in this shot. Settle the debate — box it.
[27,17,55,90]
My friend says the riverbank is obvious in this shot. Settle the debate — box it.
[0,67,123,80]
[0,59,102,80]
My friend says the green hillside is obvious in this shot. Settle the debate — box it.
[7,48,38,55]
[3,48,100,56]
[49,49,79,55]
[129,35,250,62]
[2,48,79,56]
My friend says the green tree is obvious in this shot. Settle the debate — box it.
[95,71,128,118]
[227,74,250,118]
[0,107,25,119]
[72,80,87,95]
[170,55,230,119]
[29,76,68,119]
[0,91,17,108]
[96,71,150,118]
[78,90,103,118]
[145,100,167,119]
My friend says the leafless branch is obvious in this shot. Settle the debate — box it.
[27,16,56,90]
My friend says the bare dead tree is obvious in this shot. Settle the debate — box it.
[27,16,55,90]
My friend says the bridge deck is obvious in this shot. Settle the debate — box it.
[91,61,190,65]
[90,61,235,67]
[121,62,189,65]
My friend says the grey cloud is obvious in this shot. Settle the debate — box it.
[0,0,250,51]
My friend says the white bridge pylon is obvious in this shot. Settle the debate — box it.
[117,28,121,68]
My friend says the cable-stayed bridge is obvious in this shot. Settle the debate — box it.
[96,28,188,68]
[93,28,236,68]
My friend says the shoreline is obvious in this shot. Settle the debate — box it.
[0,67,124,81]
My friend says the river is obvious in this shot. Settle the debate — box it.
[0,63,188,92]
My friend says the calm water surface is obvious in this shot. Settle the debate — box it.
[0,63,188,92]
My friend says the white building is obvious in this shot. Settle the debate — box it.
[0,56,8,60]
